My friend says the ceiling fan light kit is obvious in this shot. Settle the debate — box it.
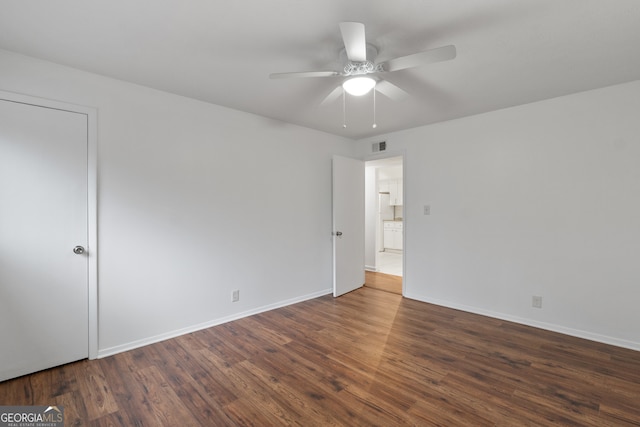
[343,76,376,96]
[270,21,456,130]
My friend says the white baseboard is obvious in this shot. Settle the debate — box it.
[364,265,378,272]
[404,291,640,352]
[97,288,333,358]
[383,248,403,254]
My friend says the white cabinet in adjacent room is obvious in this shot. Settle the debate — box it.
[389,179,403,206]
[380,179,403,205]
[383,221,403,250]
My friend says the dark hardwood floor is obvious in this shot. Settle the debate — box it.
[2,287,640,426]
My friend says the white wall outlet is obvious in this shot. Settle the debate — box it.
[423,205,431,215]
[532,295,542,308]
[232,290,240,302]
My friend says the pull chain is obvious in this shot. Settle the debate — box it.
[372,88,377,129]
[342,90,347,128]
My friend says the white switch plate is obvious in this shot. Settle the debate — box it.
[423,205,431,215]
[532,295,542,308]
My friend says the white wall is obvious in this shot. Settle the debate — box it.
[0,49,355,356]
[357,80,640,350]
[378,165,402,181]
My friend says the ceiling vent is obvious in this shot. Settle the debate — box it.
[372,141,386,152]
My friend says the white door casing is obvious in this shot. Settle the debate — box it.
[0,92,97,381]
[332,155,365,297]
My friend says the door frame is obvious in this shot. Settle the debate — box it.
[364,150,406,296]
[1,90,98,359]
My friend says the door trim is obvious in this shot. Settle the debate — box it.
[365,149,406,296]
[0,90,99,359]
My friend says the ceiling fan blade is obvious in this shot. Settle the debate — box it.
[270,71,339,79]
[382,45,456,72]
[319,86,343,107]
[339,22,367,62]
[375,80,410,101]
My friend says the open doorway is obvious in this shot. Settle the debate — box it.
[364,156,403,294]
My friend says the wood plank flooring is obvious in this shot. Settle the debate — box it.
[1,287,640,426]
[364,270,402,294]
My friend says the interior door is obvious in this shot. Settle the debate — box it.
[332,155,365,297]
[0,98,89,382]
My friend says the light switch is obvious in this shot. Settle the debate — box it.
[423,205,431,215]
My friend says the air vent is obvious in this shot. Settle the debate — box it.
[372,141,386,152]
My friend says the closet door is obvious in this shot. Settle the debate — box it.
[0,98,89,381]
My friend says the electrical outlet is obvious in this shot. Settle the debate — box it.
[532,295,542,308]
[232,290,240,302]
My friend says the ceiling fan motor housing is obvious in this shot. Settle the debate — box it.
[339,44,381,76]
[343,60,384,76]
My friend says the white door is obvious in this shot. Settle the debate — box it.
[0,98,89,382]
[332,155,365,297]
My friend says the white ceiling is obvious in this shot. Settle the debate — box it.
[1,0,640,140]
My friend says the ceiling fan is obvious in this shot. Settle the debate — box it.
[269,22,456,106]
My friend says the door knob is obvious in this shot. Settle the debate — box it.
[73,246,85,255]
[335,231,343,236]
